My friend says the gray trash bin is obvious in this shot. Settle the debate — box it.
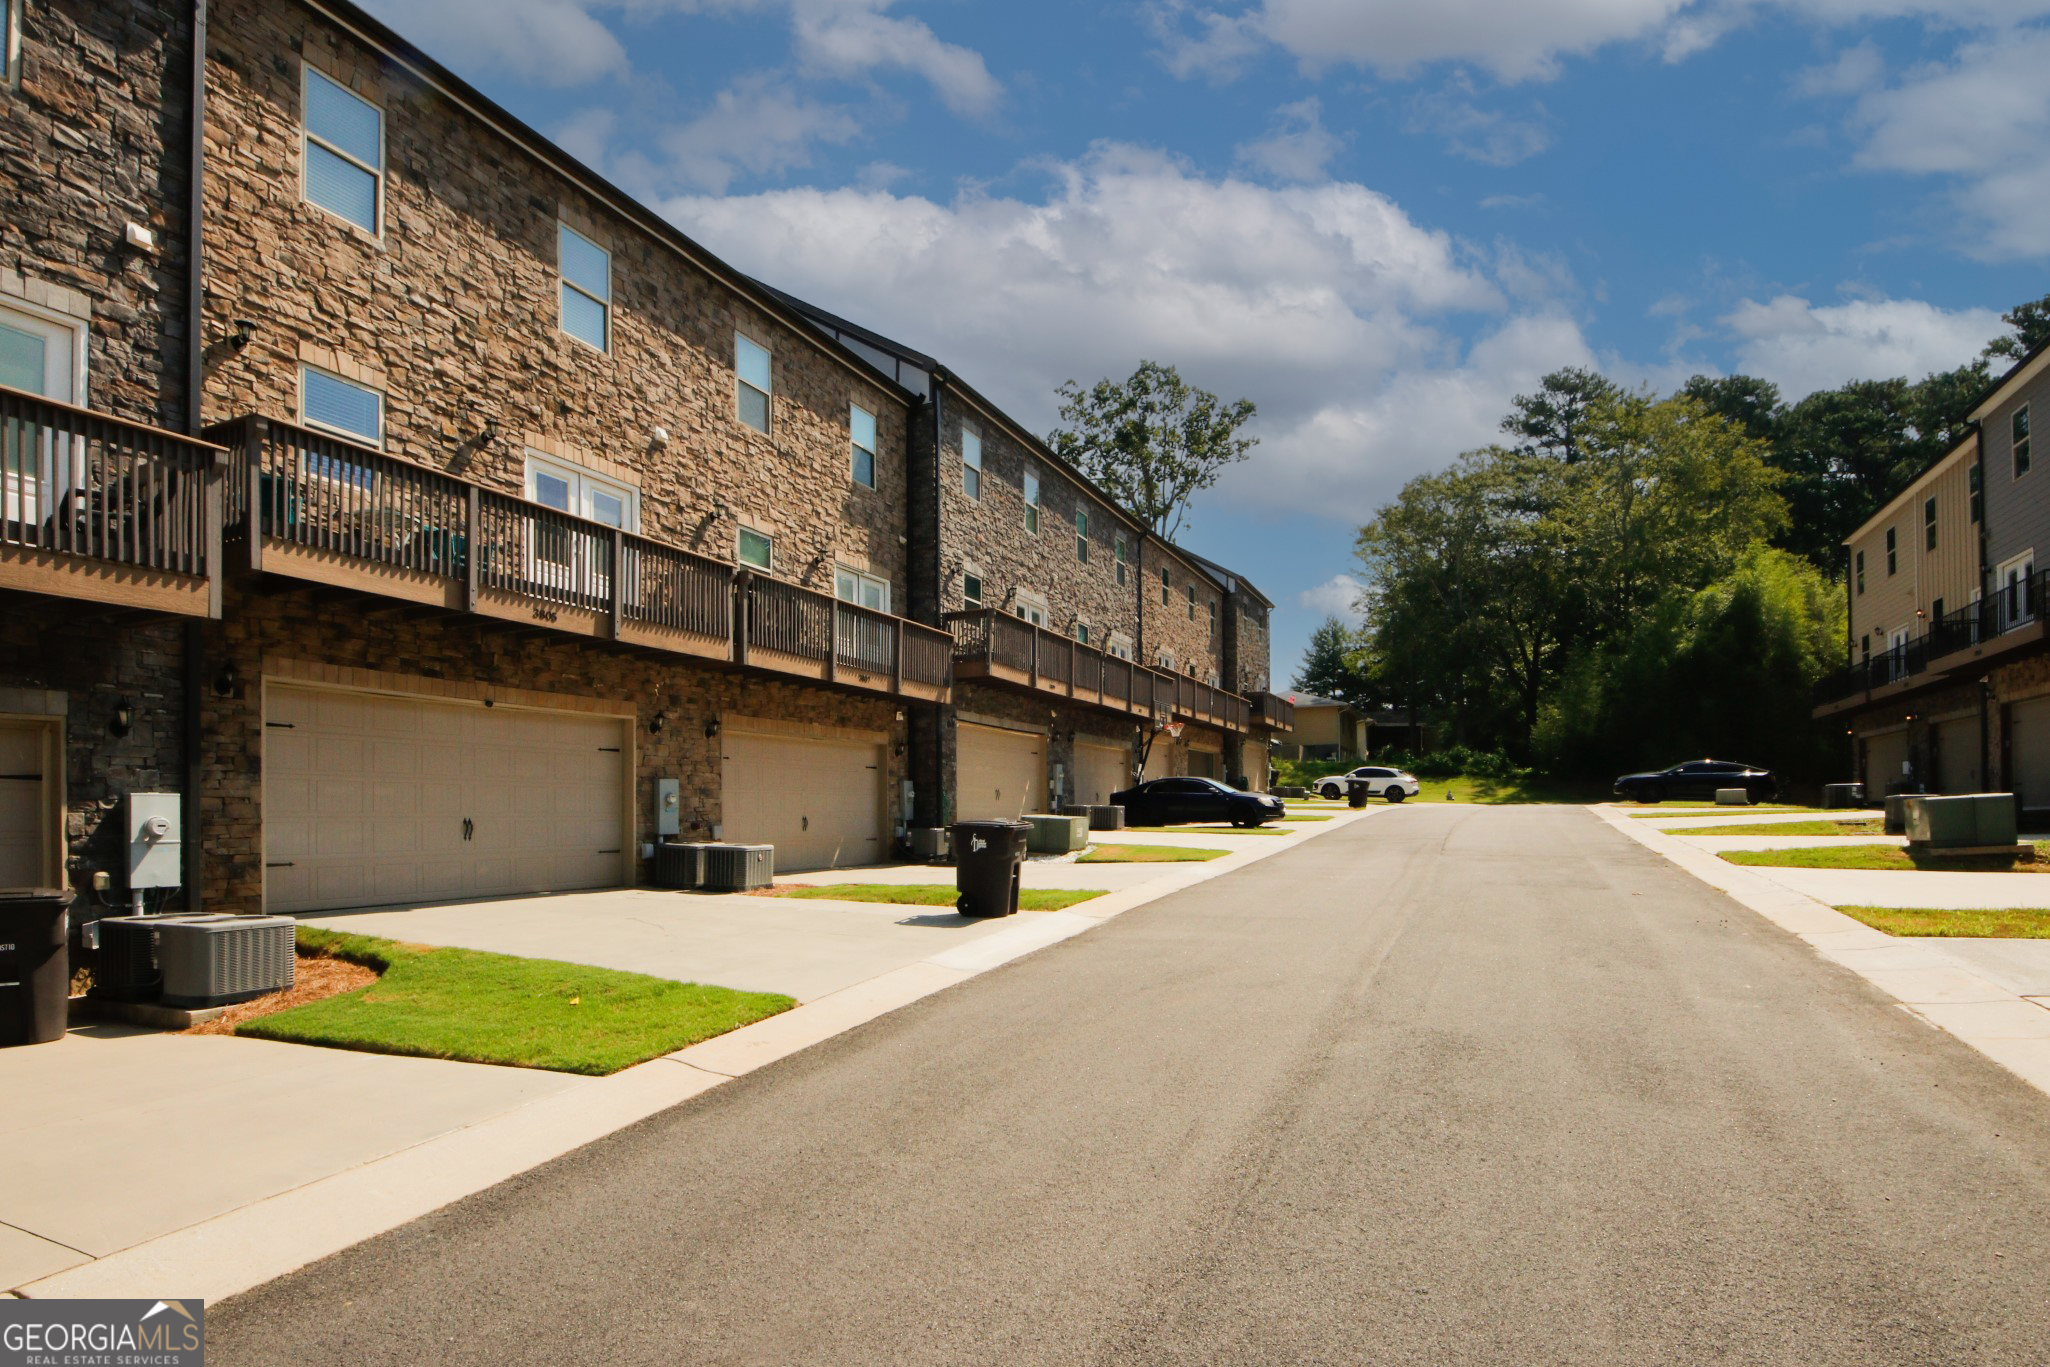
[0,888,73,1047]
[952,820,1030,918]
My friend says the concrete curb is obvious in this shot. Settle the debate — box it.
[1596,806,2050,1099]
[17,804,1388,1304]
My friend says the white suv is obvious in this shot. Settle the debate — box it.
[1314,766,1420,802]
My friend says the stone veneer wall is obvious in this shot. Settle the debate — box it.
[197,583,903,911]
[0,0,195,431]
[202,0,908,598]
[1139,540,1224,681]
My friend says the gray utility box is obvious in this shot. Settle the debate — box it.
[1883,794,1916,836]
[139,914,295,1008]
[1821,783,1866,809]
[653,841,706,889]
[908,827,951,861]
[1025,813,1089,855]
[700,844,774,892]
[1903,794,2018,851]
[1061,804,1126,831]
[1714,788,1754,806]
[93,917,163,1002]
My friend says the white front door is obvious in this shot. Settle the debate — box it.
[1999,554,2035,631]
[0,721,55,888]
[0,303,82,530]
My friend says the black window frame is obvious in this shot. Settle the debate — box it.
[1885,527,1897,576]
[2015,404,2032,479]
[1924,495,1937,552]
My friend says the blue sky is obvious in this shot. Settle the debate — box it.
[363,0,2050,685]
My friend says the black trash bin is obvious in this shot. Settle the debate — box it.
[0,888,73,1047]
[952,820,1030,918]
[1346,778,1370,809]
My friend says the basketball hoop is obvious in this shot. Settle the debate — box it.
[1165,721,1185,741]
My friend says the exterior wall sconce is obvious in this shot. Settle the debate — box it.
[705,718,722,740]
[111,698,133,737]
[213,663,239,697]
[228,319,256,352]
[649,710,667,734]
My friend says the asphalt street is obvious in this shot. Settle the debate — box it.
[212,805,2050,1365]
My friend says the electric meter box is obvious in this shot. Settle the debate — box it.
[127,791,183,890]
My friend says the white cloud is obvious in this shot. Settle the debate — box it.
[1234,98,1343,181]
[1298,574,1365,621]
[552,108,619,166]
[656,75,863,192]
[1720,293,2004,397]
[789,3,1001,117]
[1794,38,1883,96]
[663,143,1574,525]
[357,0,629,85]
[1404,79,1552,165]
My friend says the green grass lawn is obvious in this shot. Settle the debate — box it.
[1277,814,1333,822]
[776,883,1105,911]
[1836,905,2050,938]
[238,928,794,1076]
[1408,775,1611,804]
[1145,823,1290,835]
[1629,806,1833,817]
[1078,844,1230,863]
[1720,843,2050,873]
[1664,818,1887,837]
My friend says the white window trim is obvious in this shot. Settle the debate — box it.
[3,0,21,88]
[301,64,384,238]
[298,363,384,448]
[558,223,611,355]
[0,294,89,406]
[960,561,985,610]
[961,424,983,499]
[1107,632,1132,661]
[835,563,891,613]
[1114,533,1128,585]
[850,403,878,489]
[1023,467,1041,535]
[737,525,775,571]
[1013,587,1049,627]
[1075,508,1089,561]
[736,333,772,435]
[523,451,638,531]
[2015,403,2033,481]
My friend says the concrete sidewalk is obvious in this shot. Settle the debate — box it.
[3,806,1379,1301]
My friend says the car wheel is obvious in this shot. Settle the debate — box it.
[1639,785,1665,805]
[1385,788,1407,803]
[1317,782,1337,799]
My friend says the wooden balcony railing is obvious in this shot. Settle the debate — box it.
[210,414,947,701]
[0,384,226,616]
[945,608,1251,732]
[1251,691,1296,732]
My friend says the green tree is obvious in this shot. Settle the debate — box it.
[1501,366,1623,463]
[1984,290,2050,362]
[1292,616,1371,701]
[1047,361,1258,539]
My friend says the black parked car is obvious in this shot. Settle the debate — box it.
[1613,759,1778,804]
[1111,778,1286,827]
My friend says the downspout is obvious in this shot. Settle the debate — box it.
[181,0,208,909]
[927,371,947,828]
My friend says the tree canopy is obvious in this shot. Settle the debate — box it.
[1292,616,1372,702]
[1047,361,1257,540]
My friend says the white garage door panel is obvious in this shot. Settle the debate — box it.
[266,686,627,914]
[957,723,1045,821]
[1935,717,1980,794]
[1074,741,1127,807]
[1143,739,1174,783]
[723,730,882,872]
[2011,699,2050,808]
[1865,730,1909,796]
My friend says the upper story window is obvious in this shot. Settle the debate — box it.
[736,334,771,434]
[303,67,383,235]
[1854,549,1865,595]
[1075,621,1090,646]
[835,565,890,612]
[1023,467,1041,535]
[737,526,773,571]
[1075,509,1089,562]
[961,425,982,499]
[850,404,877,488]
[962,570,984,609]
[1208,600,1218,636]
[1885,527,1897,575]
[1971,461,1984,523]
[1186,583,1197,620]
[558,224,611,353]
[2016,405,2032,479]
[3,0,20,88]
[1108,633,1132,661]
[1115,533,1128,586]
[1157,649,1174,670]
[1014,589,1047,627]
[1924,495,1937,552]
[526,452,637,530]
[1160,565,1171,605]
[301,364,383,447]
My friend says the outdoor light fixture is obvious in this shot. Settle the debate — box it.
[111,698,133,737]
[212,663,238,697]
[705,718,722,740]
[228,319,256,351]
[649,710,667,734]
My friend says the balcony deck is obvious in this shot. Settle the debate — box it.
[946,609,1250,733]
[1250,691,1296,733]
[1813,570,2050,720]
[209,414,950,703]
[0,386,225,617]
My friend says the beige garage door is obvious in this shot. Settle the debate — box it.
[957,723,1045,820]
[723,729,882,872]
[1864,729,1909,796]
[0,720,54,887]
[1073,740,1129,806]
[1935,715,1981,794]
[266,686,629,914]
[1142,736,1175,783]
[1187,746,1221,780]
[2010,698,2050,808]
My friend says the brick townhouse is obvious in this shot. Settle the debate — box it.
[0,0,1286,923]
[1816,339,2050,821]
[774,293,1295,821]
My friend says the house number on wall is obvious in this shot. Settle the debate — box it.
[532,606,559,623]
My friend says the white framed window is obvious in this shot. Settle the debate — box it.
[1014,588,1048,627]
[1023,467,1041,535]
[1186,583,1197,620]
[1999,550,2035,630]
[961,567,984,609]
[850,404,877,488]
[3,0,20,88]
[1107,633,1132,661]
[303,66,383,235]
[961,424,982,499]
[1075,621,1090,646]
[300,364,383,446]
[1075,508,1089,562]
[525,452,637,530]
[1208,599,1217,636]
[1114,533,1128,586]
[1160,565,1171,605]
[1157,650,1174,671]
[1885,527,1897,576]
[559,224,611,353]
[0,300,86,531]
[736,334,771,434]
[835,564,891,612]
[2015,405,2032,479]
[737,526,774,571]
[1854,550,1864,596]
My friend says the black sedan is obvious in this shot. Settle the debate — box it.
[1613,759,1778,804]
[1110,777,1286,827]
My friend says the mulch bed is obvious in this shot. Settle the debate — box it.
[184,951,378,1036]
